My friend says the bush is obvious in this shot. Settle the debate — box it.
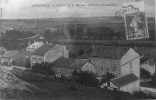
[100,72,115,85]
[140,68,151,79]
[132,91,156,99]
[0,87,32,98]
[32,62,55,76]
[72,71,99,87]
[67,86,77,91]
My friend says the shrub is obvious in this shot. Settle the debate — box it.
[132,91,156,99]
[0,87,32,98]
[100,72,115,85]
[67,86,77,91]
[140,68,151,79]
[72,71,99,87]
[32,62,55,77]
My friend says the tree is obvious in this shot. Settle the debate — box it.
[25,58,31,68]
[72,71,99,87]
[100,72,115,85]
[44,29,52,40]
[140,68,151,79]
[31,62,55,77]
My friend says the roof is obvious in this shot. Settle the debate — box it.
[0,47,7,51]
[52,57,89,69]
[89,47,130,59]
[20,50,31,56]
[32,44,57,56]
[110,73,139,88]
[1,50,19,58]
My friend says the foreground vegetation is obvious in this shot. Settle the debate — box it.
[8,67,156,100]
[9,67,135,100]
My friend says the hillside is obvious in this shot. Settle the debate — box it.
[0,66,48,99]
[0,16,155,32]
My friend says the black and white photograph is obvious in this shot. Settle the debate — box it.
[0,0,155,100]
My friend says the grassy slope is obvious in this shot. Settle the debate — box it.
[9,68,134,100]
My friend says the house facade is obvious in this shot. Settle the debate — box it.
[99,48,141,93]
[87,47,129,77]
[1,50,29,66]
[31,44,69,67]
[120,48,140,78]
[51,57,95,77]
[1,50,19,66]
[89,57,121,77]
[86,47,140,79]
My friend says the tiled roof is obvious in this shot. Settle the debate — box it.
[1,50,19,58]
[32,44,57,56]
[110,73,139,87]
[89,47,130,59]
[52,57,89,69]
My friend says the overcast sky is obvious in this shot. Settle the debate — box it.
[0,0,155,19]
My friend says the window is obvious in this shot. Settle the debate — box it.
[106,62,109,68]
[38,58,42,63]
[100,62,104,69]
[111,64,116,71]
[58,74,61,77]
[58,68,61,72]
[32,58,37,63]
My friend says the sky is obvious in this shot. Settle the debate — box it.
[0,0,155,19]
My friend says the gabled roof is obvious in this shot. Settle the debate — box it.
[89,47,130,59]
[110,73,139,88]
[52,57,89,69]
[1,50,19,58]
[32,44,57,56]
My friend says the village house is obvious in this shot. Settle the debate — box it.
[109,73,139,93]
[86,47,129,77]
[0,50,29,66]
[83,47,140,78]
[140,59,155,75]
[79,46,141,93]
[51,57,95,77]
[31,44,69,67]
[26,41,44,52]
[106,48,140,93]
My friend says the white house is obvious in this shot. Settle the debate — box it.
[26,41,44,52]
[109,73,139,93]
[99,48,141,93]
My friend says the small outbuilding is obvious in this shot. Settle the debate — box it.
[109,73,140,93]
